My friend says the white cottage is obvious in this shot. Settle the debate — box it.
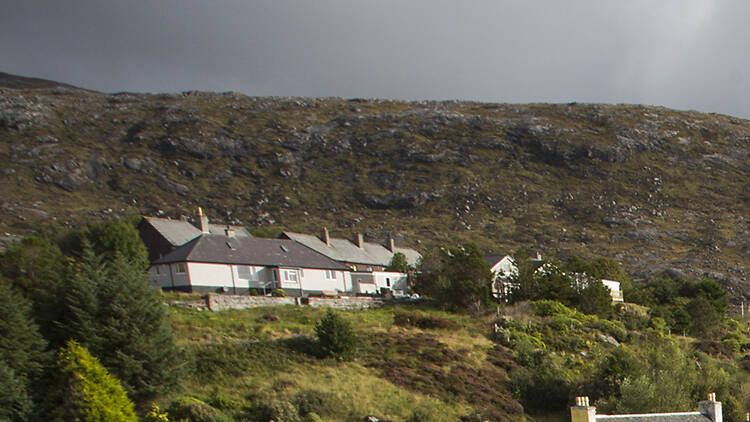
[149,234,351,296]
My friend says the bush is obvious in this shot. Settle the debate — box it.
[293,389,337,417]
[315,310,357,360]
[249,288,260,296]
[167,397,233,422]
[393,311,459,330]
[533,300,575,317]
[55,340,137,422]
[406,409,431,422]
[272,288,287,297]
[246,399,300,422]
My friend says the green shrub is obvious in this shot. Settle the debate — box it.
[272,289,287,297]
[533,300,575,317]
[167,397,233,422]
[590,318,628,342]
[144,404,169,422]
[293,389,337,418]
[315,310,357,361]
[406,409,431,422]
[249,288,260,296]
[393,311,459,330]
[247,399,300,422]
[55,340,137,422]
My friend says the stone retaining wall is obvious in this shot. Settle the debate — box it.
[206,294,390,311]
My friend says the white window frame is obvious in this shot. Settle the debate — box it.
[282,269,299,284]
[325,270,336,280]
[175,263,187,274]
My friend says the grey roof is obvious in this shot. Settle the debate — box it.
[207,223,251,238]
[154,235,349,270]
[281,231,421,267]
[143,217,250,246]
[596,412,710,421]
[484,255,511,267]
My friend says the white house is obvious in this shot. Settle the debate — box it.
[485,254,520,300]
[601,279,624,303]
[351,271,409,296]
[149,234,351,296]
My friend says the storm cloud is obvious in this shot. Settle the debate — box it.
[2,1,749,118]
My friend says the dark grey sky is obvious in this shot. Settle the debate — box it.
[3,1,750,118]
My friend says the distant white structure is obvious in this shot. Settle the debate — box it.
[571,393,721,422]
[601,279,624,303]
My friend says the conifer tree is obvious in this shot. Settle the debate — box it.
[59,245,183,402]
[0,283,47,422]
[0,363,31,422]
[55,340,137,422]
[0,282,48,383]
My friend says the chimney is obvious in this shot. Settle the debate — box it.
[570,397,595,422]
[699,393,722,422]
[356,233,364,249]
[388,237,395,252]
[323,227,330,246]
[198,207,209,234]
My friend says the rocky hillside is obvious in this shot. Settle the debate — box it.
[1,73,749,295]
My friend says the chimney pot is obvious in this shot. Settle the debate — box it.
[323,227,330,246]
[388,237,395,252]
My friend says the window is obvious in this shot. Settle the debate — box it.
[282,269,298,283]
[325,270,336,280]
[237,265,255,280]
[386,278,391,287]
[175,263,186,274]
[155,265,161,275]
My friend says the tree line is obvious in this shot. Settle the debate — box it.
[0,218,183,421]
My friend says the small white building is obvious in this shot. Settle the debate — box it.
[601,279,624,303]
[149,235,351,296]
[351,271,409,296]
[485,254,520,300]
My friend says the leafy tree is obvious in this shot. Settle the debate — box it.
[385,252,409,273]
[315,310,357,361]
[513,261,577,306]
[54,340,137,422]
[59,245,183,402]
[688,297,721,338]
[415,243,492,312]
[578,280,614,318]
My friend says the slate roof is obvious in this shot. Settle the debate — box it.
[143,217,250,246]
[484,255,512,268]
[596,412,710,421]
[154,235,349,270]
[281,231,421,267]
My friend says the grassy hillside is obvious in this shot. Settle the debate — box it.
[1,72,750,295]
[160,297,750,422]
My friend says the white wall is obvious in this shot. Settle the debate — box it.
[188,262,234,289]
[280,268,352,293]
[373,271,408,295]
[150,261,352,295]
[490,256,518,279]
